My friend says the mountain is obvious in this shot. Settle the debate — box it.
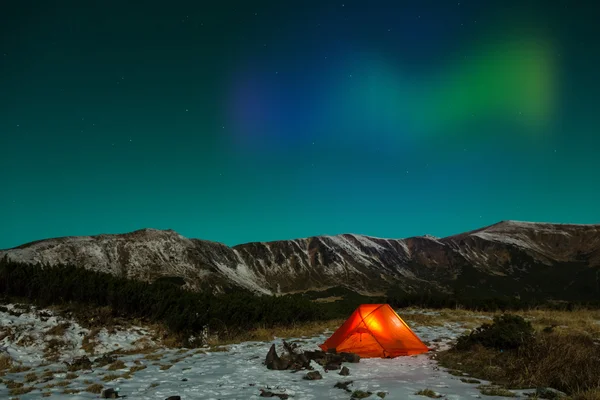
[1,221,600,301]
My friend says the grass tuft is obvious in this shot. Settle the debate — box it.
[85,383,103,393]
[478,385,516,397]
[107,360,126,371]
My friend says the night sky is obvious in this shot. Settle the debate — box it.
[1,0,599,249]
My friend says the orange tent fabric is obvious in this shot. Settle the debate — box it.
[319,304,429,358]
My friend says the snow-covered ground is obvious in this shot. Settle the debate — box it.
[1,304,538,399]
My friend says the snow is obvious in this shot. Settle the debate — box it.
[1,305,541,400]
[325,236,373,265]
[0,304,157,366]
[213,260,272,295]
[347,235,387,252]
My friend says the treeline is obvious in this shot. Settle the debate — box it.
[2,257,599,344]
[386,285,600,312]
[0,258,329,341]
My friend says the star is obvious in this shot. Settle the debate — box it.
[186,109,189,112]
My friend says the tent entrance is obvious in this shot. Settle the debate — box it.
[337,332,389,358]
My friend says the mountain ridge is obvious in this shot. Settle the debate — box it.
[2,221,600,301]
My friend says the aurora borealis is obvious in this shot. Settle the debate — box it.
[1,0,599,249]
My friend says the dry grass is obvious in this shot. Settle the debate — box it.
[143,353,163,361]
[129,365,147,373]
[107,360,126,371]
[569,389,600,400]
[85,383,104,393]
[101,374,121,382]
[42,392,52,397]
[403,313,445,327]
[113,344,158,356]
[159,364,172,371]
[46,322,71,337]
[24,372,37,382]
[0,355,13,371]
[6,380,24,389]
[81,328,100,354]
[65,372,78,380]
[206,318,346,346]
[478,385,516,397]
[149,382,160,388]
[41,370,56,378]
[43,338,67,361]
[520,309,600,338]
[438,331,600,395]
[8,365,31,373]
[398,307,600,340]
[9,385,35,396]
[62,389,80,394]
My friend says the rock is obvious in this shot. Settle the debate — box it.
[304,350,326,362]
[339,366,350,376]
[351,390,373,399]
[259,390,289,399]
[334,381,353,392]
[181,378,188,381]
[165,397,181,400]
[304,371,323,380]
[325,362,341,371]
[265,344,289,370]
[377,392,387,398]
[101,388,118,399]
[340,352,360,363]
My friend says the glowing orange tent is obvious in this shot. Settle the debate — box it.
[319,304,429,358]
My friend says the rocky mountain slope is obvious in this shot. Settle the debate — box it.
[1,221,599,301]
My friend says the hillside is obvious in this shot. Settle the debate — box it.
[1,221,599,301]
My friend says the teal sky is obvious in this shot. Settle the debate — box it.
[1,0,599,249]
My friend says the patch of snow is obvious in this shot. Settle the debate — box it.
[214,258,272,295]
[0,306,536,400]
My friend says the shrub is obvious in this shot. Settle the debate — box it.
[455,314,534,351]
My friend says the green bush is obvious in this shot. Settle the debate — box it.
[455,314,534,351]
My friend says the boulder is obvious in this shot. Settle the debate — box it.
[265,344,290,370]
[339,366,350,376]
[334,381,353,392]
[259,389,289,399]
[101,388,118,399]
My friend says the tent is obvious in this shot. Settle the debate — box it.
[319,304,429,358]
